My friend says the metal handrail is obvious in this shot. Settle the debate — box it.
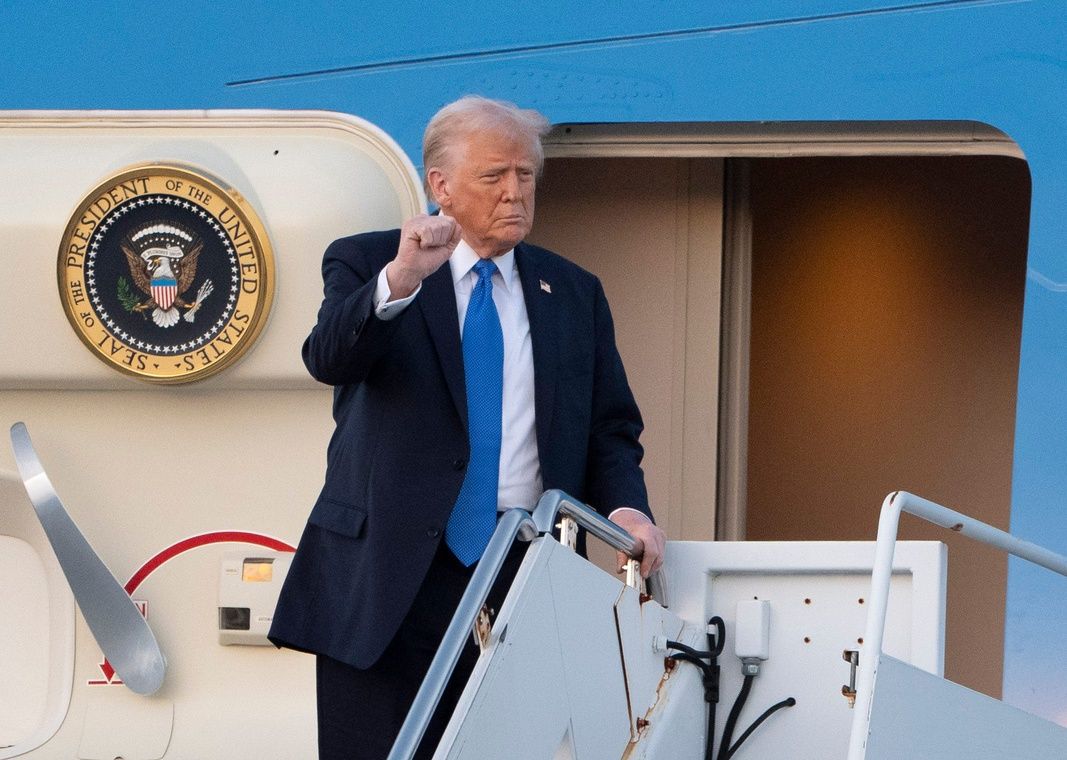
[846,490,1067,760]
[387,508,537,760]
[388,489,664,760]
[9,422,167,696]
[530,489,667,607]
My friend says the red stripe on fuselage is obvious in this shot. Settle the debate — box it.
[124,531,296,595]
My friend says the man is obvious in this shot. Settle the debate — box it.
[269,96,665,760]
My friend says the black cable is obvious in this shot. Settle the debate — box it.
[669,652,710,670]
[666,640,713,659]
[707,617,726,657]
[705,686,716,760]
[664,616,725,760]
[669,620,794,759]
[715,674,753,760]
[724,697,797,759]
[705,617,724,760]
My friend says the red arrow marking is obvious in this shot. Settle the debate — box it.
[96,660,116,683]
[90,531,295,685]
[124,531,295,596]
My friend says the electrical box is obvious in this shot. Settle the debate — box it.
[735,599,771,661]
[218,551,292,645]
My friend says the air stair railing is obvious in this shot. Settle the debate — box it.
[387,489,664,760]
[846,490,1067,760]
[530,489,668,607]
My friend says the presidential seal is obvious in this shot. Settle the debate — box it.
[58,164,274,383]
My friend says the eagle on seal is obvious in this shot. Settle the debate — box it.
[121,223,213,328]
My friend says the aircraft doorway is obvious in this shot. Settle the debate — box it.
[529,156,724,552]
[741,153,1030,701]
[531,124,1030,703]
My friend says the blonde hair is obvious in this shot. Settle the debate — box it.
[422,95,551,199]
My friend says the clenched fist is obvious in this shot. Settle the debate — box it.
[386,214,463,298]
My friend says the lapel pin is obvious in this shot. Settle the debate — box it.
[540,279,551,293]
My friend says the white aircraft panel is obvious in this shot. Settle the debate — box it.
[0,110,425,389]
[0,536,50,746]
[862,655,1067,759]
[437,540,581,760]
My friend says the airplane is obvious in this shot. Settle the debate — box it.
[1,2,1065,757]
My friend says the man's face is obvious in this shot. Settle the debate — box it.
[431,129,537,258]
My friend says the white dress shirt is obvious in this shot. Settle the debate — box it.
[373,241,643,522]
[374,241,541,510]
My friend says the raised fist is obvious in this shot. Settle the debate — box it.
[386,214,462,298]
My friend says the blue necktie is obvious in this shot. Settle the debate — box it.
[446,259,504,566]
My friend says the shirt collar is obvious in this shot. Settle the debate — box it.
[449,239,517,294]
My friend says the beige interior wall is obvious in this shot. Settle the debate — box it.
[744,155,1031,698]
[529,157,724,552]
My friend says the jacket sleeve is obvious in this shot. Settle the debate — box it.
[583,277,652,521]
[301,235,406,386]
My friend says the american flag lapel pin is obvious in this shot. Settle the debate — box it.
[540,279,551,293]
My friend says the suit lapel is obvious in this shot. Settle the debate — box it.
[417,263,467,429]
[516,244,558,460]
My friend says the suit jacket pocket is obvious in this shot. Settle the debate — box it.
[308,498,367,538]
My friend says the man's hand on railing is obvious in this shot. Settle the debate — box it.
[609,509,666,578]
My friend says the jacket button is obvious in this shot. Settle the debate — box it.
[427,527,441,538]
[452,457,466,471]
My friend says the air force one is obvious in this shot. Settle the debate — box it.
[1,2,1066,758]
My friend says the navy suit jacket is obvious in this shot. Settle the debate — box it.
[269,229,649,669]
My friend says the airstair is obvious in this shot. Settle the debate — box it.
[391,491,1067,760]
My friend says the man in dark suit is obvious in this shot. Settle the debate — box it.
[269,96,665,760]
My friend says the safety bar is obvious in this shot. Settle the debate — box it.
[846,490,1067,760]
[530,489,667,607]
[388,489,664,760]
